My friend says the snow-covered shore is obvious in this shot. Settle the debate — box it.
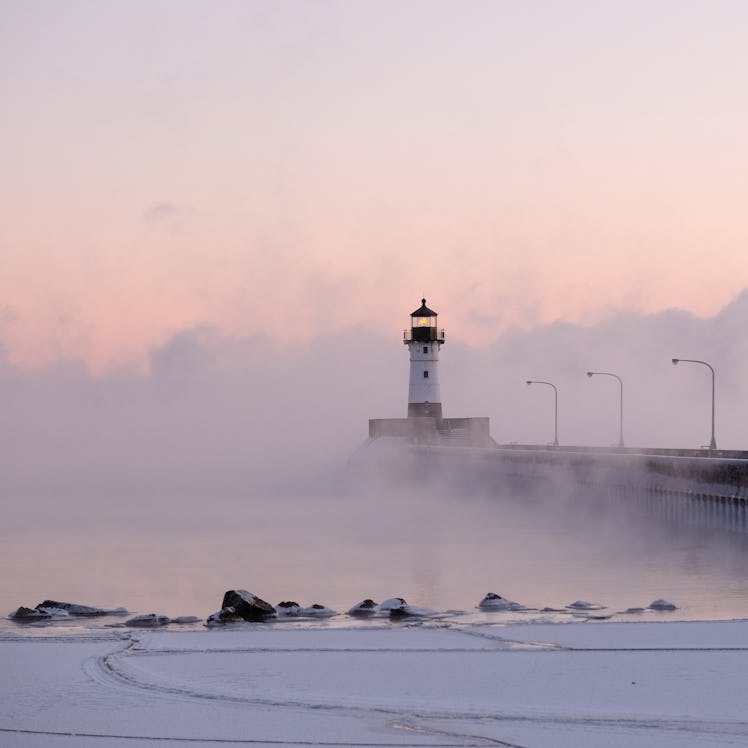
[3,618,748,747]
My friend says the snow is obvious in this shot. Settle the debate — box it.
[3,619,748,746]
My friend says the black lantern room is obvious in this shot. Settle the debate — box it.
[408,299,444,343]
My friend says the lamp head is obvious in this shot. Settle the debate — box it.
[586,371,593,378]
[526,380,532,385]
[672,358,679,365]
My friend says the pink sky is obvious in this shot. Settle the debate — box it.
[2,0,747,371]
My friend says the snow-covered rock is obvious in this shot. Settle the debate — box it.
[207,589,276,624]
[567,600,604,610]
[10,600,125,621]
[36,607,71,619]
[347,599,378,616]
[478,592,520,610]
[379,597,436,619]
[35,600,109,617]
[378,597,408,612]
[649,599,678,611]
[126,614,170,627]
[275,601,302,617]
[9,606,52,622]
[392,604,437,619]
[206,610,238,625]
[301,604,336,618]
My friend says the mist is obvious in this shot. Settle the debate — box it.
[1,292,747,499]
[444,291,748,451]
[4,294,748,622]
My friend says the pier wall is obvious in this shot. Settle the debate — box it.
[368,417,494,448]
[404,444,748,532]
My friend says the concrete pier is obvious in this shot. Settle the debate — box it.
[401,443,748,532]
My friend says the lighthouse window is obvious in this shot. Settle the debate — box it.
[423,346,428,354]
[423,370,429,378]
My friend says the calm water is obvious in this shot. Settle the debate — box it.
[4,470,748,633]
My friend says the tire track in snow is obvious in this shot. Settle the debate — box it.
[80,634,748,747]
[79,639,519,746]
[0,725,518,746]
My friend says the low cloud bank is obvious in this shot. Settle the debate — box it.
[1,293,746,496]
[444,291,748,451]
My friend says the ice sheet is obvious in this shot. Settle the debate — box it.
[3,620,748,747]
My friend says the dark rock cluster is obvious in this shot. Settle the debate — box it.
[206,589,277,624]
[10,600,124,621]
[10,590,671,628]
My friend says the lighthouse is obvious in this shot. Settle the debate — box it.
[404,299,445,420]
[367,299,492,447]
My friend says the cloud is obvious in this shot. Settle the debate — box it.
[443,292,748,450]
[1,292,746,497]
[143,200,195,227]
[0,323,401,497]
[0,306,19,324]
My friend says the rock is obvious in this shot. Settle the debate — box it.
[126,614,170,627]
[567,600,603,610]
[10,606,52,621]
[171,616,200,624]
[35,600,107,617]
[378,597,408,612]
[388,606,410,619]
[396,604,437,618]
[208,590,276,624]
[301,604,336,618]
[276,601,302,617]
[10,600,127,622]
[206,608,242,625]
[649,598,677,611]
[347,599,378,616]
[37,607,71,619]
[378,597,435,619]
[478,592,519,610]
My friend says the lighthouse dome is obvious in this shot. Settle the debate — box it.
[411,298,437,317]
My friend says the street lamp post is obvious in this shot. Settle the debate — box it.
[586,371,624,448]
[526,380,559,447]
[672,358,717,450]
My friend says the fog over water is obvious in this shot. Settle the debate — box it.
[5,468,748,625]
[3,295,748,624]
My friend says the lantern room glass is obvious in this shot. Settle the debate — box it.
[410,313,437,342]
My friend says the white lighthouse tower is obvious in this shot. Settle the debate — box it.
[404,299,445,420]
[367,299,491,447]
